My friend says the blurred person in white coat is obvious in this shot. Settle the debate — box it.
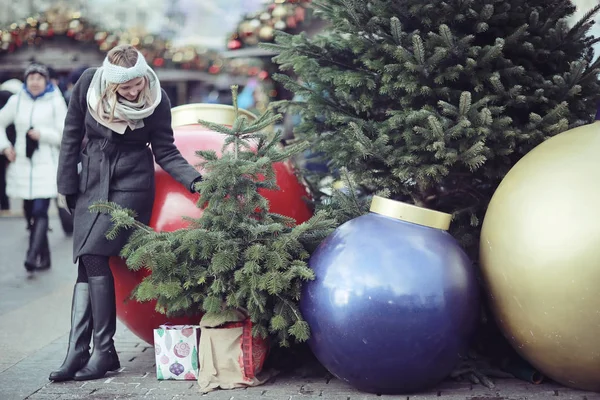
[0,79,21,213]
[0,63,68,272]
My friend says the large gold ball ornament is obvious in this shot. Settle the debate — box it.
[480,121,600,391]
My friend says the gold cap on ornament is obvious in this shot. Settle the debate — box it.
[171,104,257,128]
[369,196,452,231]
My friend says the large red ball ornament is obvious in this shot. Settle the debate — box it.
[110,104,313,344]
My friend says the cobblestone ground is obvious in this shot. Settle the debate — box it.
[1,214,600,400]
[1,325,596,400]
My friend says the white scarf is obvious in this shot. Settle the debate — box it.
[86,64,162,134]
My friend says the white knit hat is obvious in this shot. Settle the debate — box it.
[24,63,50,81]
[102,51,150,84]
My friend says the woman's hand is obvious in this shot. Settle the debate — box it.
[58,193,77,215]
[2,147,15,162]
[27,129,41,141]
[190,175,203,193]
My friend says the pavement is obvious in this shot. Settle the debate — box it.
[1,208,600,400]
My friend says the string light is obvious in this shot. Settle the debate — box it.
[0,5,271,80]
[227,0,311,50]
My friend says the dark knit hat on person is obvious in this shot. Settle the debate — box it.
[24,63,50,81]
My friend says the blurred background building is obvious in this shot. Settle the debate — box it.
[0,0,320,111]
[0,0,265,49]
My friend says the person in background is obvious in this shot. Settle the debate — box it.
[42,65,75,236]
[51,44,202,382]
[0,64,68,271]
[0,91,13,213]
[64,66,88,105]
[23,66,63,231]
[0,79,21,214]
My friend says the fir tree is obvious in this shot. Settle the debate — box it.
[91,86,337,347]
[265,0,600,257]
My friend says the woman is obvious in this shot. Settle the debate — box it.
[51,45,202,382]
[0,64,68,271]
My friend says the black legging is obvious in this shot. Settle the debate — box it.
[0,155,8,210]
[76,255,112,283]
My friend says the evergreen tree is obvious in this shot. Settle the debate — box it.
[265,0,600,257]
[92,86,336,347]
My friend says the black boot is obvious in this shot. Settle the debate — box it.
[23,200,33,231]
[37,233,51,270]
[73,276,120,381]
[49,283,93,381]
[24,216,48,271]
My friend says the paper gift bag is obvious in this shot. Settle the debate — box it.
[154,324,201,380]
[197,311,274,392]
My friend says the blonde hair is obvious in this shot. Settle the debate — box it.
[98,44,153,122]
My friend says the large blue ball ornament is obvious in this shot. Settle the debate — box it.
[301,196,479,394]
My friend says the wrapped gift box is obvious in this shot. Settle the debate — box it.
[154,324,201,380]
[197,311,272,392]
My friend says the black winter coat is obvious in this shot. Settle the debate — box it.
[57,68,201,262]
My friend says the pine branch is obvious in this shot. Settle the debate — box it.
[269,0,600,259]
[271,32,378,77]
[567,4,600,38]
[89,202,153,234]
[272,73,359,118]
[339,168,364,218]
[92,84,337,345]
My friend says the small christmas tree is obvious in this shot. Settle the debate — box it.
[91,86,336,346]
[264,0,600,258]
